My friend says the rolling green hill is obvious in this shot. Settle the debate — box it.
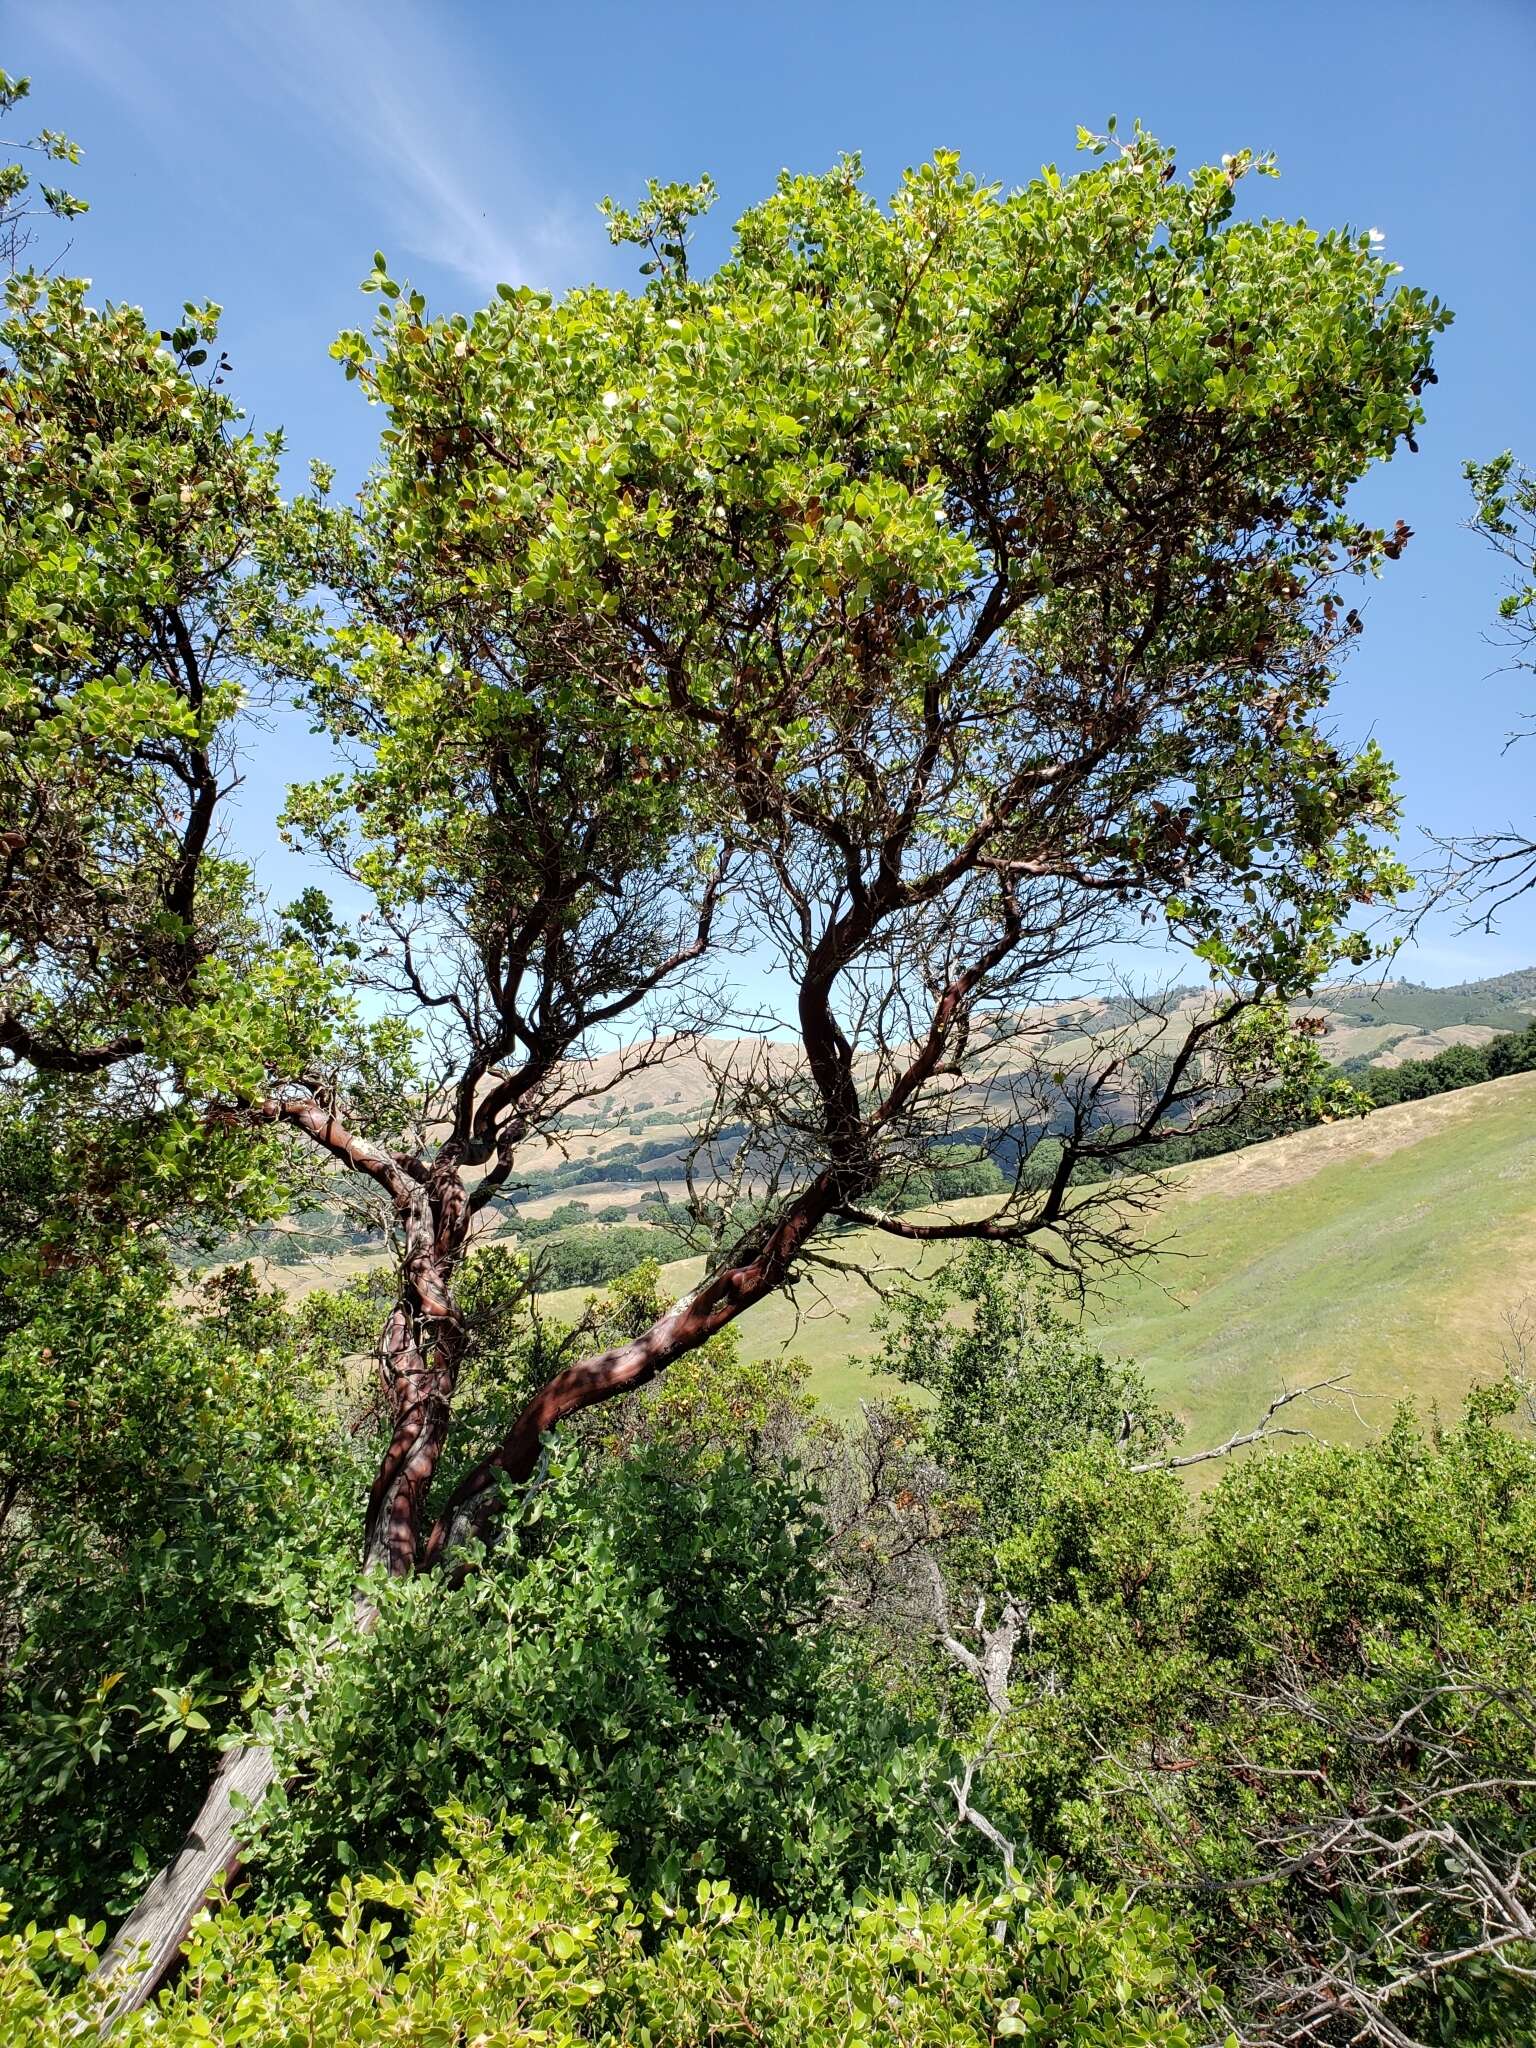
[1084,1069,1536,1451]
[226,969,1536,1271]
[261,1020,1536,1456]
[476,969,1536,1210]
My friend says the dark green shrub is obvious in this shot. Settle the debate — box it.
[531,1224,681,1292]
[0,1262,361,1926]
[250,1443,954,1916]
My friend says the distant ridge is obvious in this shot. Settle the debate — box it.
[1388,965,1536,1008]
[223,964,1536,1279]
[1313,968,1536,1044]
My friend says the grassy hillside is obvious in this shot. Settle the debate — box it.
[1085,1070,1536,1452]
[509,973,1536,1202]
[223,971,1536,1273]
[539,1072,1536,1446]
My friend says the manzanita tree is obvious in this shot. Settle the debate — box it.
[262,128,1442,1569]
[0,67,373,2001]
[0,276,279,1077]
[98,128,1447,1999]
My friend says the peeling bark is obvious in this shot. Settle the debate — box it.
[362,1166,470,1575]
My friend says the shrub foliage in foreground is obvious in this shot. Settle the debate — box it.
[946,1394,1536,2046]
[0,1254,360,1928]
[1,1808,1204,2047]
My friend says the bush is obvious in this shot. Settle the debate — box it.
[530,1224,681,1292]
[1487,1019,1536,1077]
[247,1443,954,1916]
[872,1246,1176,1536]
[0,1260,361,1927]
[971,1394,1536,2042]
[0,1806,1205,2046]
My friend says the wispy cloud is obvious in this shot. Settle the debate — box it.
[226,0,546,292]
[14,0,566,294]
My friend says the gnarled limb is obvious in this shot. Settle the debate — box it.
[0,1016,145,1073]
[1131,1374,1353,1474]
[262,1096,470,1576]
[425,1168,845,1561]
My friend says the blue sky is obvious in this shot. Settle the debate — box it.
[11,0,1536,984]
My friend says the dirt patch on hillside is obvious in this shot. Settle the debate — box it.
[1370,1023,1502,1067]
[1164,1070,1536,1204]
